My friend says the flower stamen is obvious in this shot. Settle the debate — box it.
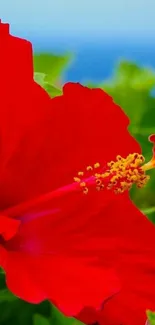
[74,134,155,195]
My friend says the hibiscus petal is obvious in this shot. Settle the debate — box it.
[2,251,120,316]
[99,290,155,325]
[0,215,20,241]
[0,72,140,209]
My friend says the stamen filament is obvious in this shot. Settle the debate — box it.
[1,135,155,218]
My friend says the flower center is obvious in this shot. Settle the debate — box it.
[74,134,155,195]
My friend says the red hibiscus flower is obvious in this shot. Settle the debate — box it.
[1,21,155,325]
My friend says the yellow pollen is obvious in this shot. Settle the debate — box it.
[95,173,101,178]
[96,184,104,191]
[94,162,100,168]
[83,187,89,194]
[80,182,86,187]
[73,177,81,183]
[86,166,93,171]
[96,179,102,186]
[78,171,84,176]
[73,134,155,195]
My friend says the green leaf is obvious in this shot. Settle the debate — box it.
[50,305,84,325]
[142,207,155,215]
[102,82,149,127]
[146,310,155,324]
[141,206,155,223]
[33,53,72,83]
[90,60,155,127]
[115,60,155,90]
[43,82,62,97]
[34,72,62,98]
[0,289,18,302]
[34,72,46,86]
[0,291,51,325]
[33,314,50,325]
[116,60,141,79]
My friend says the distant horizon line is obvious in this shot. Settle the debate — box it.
[8,28,155,44]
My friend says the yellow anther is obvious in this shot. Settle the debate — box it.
[130,175,138,182]
[94,162,100,168]
[111,175,119,182]
[80,182,86,187]
[96,184,104,191]
[101,172,110,179]
[100,152,150,193]
[74,177,81,183]
[107,161,115,167]
[96,179,102,186]
[78,171,84,176]
[114,188,123,194]
[133,169,139,175]
[83,187,89,194]
[73,134,155,195]
[139,155,145,162]
[116,155,122,161]
[86,166,93,171]
[95,173,101,178]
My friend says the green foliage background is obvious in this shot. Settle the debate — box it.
[0,52,155,324]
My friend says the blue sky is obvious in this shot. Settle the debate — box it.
[0,1,155,83]
[0,0,155,41]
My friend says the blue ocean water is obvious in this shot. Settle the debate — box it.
[64,42,155,84]
[32,36,155,83]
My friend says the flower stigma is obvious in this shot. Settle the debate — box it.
[74,135,155,195]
